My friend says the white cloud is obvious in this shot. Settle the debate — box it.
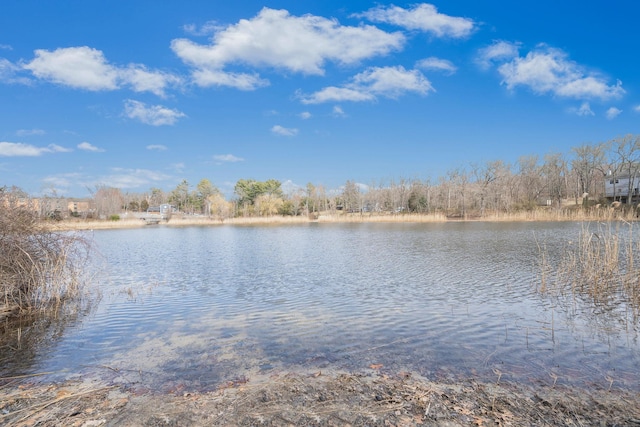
[573,102,594,116]
[23,46,180,96]
[171,163,185,173]
[301,86,375,104]
[484,44,624,101]
[171,7,404,89]
[0,142,69,156]
[301,66,433,104]
[416,57,457,74]
[281,179,303,195]
[271,125,298,136]
[16,129,45,136]
[634,105,640,113]
[333,106,346,117]
[99,168,172,189]
[147,144,168,151]
[42,173,83,193]
[299,111,312,120]
[0,58,31,84]
[357,3,475,38]
[476,40,520,70]
[0,44,12,50]
[213,154,244,162]
[606,107,622,120]
[191,68,268,90]
[78,141,105,152]
[183,21,221,36]
[124,99,186,126]
[48,144,72,153]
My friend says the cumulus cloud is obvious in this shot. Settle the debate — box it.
[0,142,69,156]
[606,107,622,120]
[147,144,168,151]
[78,141,105,152]
[271,125,298,136]
[213,154,244,162]
[357,3,475,38]
[171,7,404,89]
[299,111,312,119]
[124,99,186,126]
[479,42,624,101]
[301,65,433,104]
[23,46,181,96]
[416,57,457,74]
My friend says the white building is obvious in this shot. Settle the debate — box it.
[605,174,640,203]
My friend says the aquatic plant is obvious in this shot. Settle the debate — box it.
[542,221,640,319]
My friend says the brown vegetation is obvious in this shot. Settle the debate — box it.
[540,221,640,320]
[0,190,91,318]
[1,370,639,426]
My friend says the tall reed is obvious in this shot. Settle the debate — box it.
[542,221,640,318]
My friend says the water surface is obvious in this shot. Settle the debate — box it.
[6,222,640,392]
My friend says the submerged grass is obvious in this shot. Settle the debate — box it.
[541,221,640,320]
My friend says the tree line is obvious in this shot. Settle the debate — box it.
[7,134,640,220]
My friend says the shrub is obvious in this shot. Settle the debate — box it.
[109,214,120,221]
[0,190,90,317]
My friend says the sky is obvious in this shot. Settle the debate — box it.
[1,1,639,198]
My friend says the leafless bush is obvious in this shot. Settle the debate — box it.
[1,194,91,318]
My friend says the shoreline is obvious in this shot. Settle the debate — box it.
[49,209,638,231]
[1,368,639,426]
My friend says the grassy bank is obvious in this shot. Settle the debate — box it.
[50,206,639,231]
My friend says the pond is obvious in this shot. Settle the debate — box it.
[3,222,639,392]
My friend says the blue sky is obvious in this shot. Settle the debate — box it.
[1,1,639,198]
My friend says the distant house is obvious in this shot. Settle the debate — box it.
[68,200,94,217]
[147,204,174,215]
[605,174,640,204]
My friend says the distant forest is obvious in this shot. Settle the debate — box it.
[5,134,640,219]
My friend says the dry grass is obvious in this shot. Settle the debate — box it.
[51,205,640,231]
[0,204,91,317]
[541,221,640,318]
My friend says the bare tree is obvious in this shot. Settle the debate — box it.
[342,180,361,212]
[542,153,568,208]
[571,142,606,206]
[515,155,543,208]
[611,134,640,204]
[92,185,124,218]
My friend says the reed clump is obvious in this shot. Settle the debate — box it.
[0,200,91,319]
[545,221,640,317]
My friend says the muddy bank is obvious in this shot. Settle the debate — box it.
[2,370,639,426]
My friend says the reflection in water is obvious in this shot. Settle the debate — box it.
[3,222,639,392]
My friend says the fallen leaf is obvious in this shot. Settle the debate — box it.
[369,364,383,370]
